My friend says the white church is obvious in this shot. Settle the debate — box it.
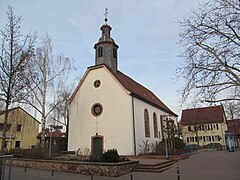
[68,16,178,156]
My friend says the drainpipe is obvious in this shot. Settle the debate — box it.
[132,97,137,156]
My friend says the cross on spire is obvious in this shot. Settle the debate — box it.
[104,8,109,24]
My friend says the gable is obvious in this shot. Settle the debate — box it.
[68,65,131,104]
[69,64,177,117]
[0,107,40,124]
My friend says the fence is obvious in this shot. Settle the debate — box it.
[0,155,13,180]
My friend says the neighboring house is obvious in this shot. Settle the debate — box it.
[227,119,240,147]
[68,18,178,156]
[180,105,227,147]
[0,107,40,150]
[37,131,67,151]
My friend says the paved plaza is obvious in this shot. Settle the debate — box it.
[6,150,240,180]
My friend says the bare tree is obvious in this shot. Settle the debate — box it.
[48,86,72,128]
[164,117,178,153]
[178,0,240,104]
[0,6,36,152]
[22,34,72,148]
[224,101,240,119]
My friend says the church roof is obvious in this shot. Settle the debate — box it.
[69,64,177,117]
[180,105,226,126]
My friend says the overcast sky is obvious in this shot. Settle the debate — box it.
[0,0,203,117]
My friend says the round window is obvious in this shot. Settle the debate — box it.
[91,103,103,117]
[93,80,101,88]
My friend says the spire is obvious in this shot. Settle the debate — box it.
[94,9,119,72]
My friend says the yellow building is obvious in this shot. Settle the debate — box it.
[180,105,227,147]
[0,107,40,150]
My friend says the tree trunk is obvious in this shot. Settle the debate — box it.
[40,56,47,149]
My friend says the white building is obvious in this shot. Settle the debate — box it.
[68,18,177,156]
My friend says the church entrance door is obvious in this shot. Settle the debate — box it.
[91,135,103,159]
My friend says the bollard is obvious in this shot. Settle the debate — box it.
[130,168,133,180]
[177,166,180,180]
[90,173,93,180]
[24,162,27,173]
[51,164,54,176]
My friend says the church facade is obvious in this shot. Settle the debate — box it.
[68,18,177,156]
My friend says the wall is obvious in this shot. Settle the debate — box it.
[0,108,39,150]
[68,67,134,155]
[181,122,228,146]
[133,98,177,155]
[11,158,138,177]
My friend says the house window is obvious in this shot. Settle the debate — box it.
[208,124,210,130]
[0,123,12,131]
[205,125,208,130]
[188,126,192,131]
[187,137,189,142]
[0,123,3,131]
[17,124,22,132]
[195,137,198,142]
[203,136,206,142]
[199,125,202,131]
[190,137,194,142]
[97,47,103,57]
[194,126,198,131]
[216,124,219,130]
[153,113,158,138]
[214,136,219,141]
[15,141,21,148]
[144,109,150,138]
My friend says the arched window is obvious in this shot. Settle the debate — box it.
[113,48,117,59]
[98,47,103,58]
[153,113,158,138]
[144,109,150,138]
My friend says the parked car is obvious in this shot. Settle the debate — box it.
[185,144,199,151]
[206,143,223,150]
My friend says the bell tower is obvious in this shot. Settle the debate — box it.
[94,9,119,72]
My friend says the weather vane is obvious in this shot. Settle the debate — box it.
[104,8,109,24]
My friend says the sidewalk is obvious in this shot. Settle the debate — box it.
[5,150,240,180]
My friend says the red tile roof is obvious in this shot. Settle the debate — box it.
[37,132,66,138]
[180,105,226,126]
[114,71,177,116]
[69,65,177,116]
[227,119,240,134]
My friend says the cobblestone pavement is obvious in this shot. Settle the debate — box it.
[6,150,240,180]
